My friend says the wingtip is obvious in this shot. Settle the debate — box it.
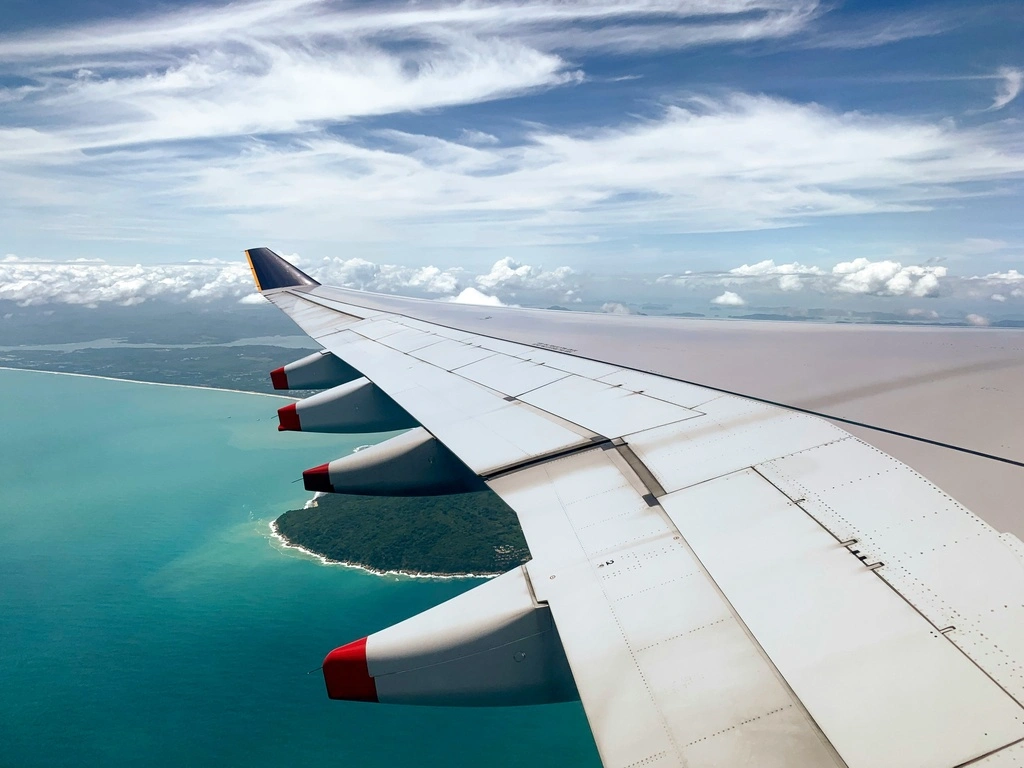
[243,247,319,291]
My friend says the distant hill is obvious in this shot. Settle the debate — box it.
[274,490,531,576]
[735,313,810,322]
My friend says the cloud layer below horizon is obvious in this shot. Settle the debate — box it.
[2,254,1021,314]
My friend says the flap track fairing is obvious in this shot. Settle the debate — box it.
[277,377,417,434]
[302,427,483,496]
[323,567,579,706]
[270,350,361,391]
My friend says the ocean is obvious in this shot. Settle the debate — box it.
[0,369,600,768]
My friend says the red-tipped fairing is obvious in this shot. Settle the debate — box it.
[281,377,416,434]
[322,568,578,707]
[323,638,378,702]
[300,428,481,496]
[270,367,289,390]
[302,463,333,493]
[277,403,301,431]
[268,350,361,391]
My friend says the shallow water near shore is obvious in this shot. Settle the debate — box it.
[0,368,599,768]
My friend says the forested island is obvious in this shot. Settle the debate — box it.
[273,490,531,576]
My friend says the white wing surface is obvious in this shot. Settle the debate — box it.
[246,249,1024,768]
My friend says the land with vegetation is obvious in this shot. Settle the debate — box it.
[274,490,531,576]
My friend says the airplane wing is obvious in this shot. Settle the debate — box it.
[245,247,1024,768]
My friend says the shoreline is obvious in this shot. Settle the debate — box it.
[267,519,496,581]
[0,365,297,400]
[0,364,492,581]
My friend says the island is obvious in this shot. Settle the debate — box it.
[273,490,532,577]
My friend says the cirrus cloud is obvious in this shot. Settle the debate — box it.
[0,0,1022,257]
[988,67,1023,111]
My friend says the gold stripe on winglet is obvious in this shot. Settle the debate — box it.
[244,249,263,291]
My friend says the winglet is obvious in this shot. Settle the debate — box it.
[244,247,320,291]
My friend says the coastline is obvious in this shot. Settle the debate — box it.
[0,365,493,581]
[0,365,298,400]
[267,519,496,581]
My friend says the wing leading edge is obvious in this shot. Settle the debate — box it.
[246,248,1024,768]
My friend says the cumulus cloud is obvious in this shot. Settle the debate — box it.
[316,257,462,294]
[448,287,505,307]
[831,258,946,297]
[966,313,990,326]
[968,269,1024,300]
[0,253,588,307]
[711,291,746,306]
[728,259,825,291]
[977,269,1024,283]
[600,302,632,314]
[0,259,254,306]
[988,67,1023,111]
[660,256,950,299]
[475,257,578,302]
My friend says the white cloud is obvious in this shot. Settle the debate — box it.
[711,291,746,306]
[448,287,505,307]
[831,258,946,297]
[460,130,500,146]
[132,94,1024,252]
[475,257,577,294]
[729,259,823,276]
[0,1,820,61]
[728,259,825,291]
[0,259,254,306]
[661,256,950,298]
[988,67,1023,111]
[799,11,952,50]
[0,0,817,155]
[966,269,1024,300]
[907,308,939,320]
[977,269,1024,283]
[0,253,588,307]
[600,302,632,314]
[966,313,990,326]
[316,257,462,294]
[1,0,1022,252]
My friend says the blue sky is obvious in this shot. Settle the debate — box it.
[0,0,1022,314]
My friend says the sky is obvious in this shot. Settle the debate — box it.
[0,0,1022,316]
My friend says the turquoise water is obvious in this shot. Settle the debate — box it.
[0,369,600,767]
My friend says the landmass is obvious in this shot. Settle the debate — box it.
[273,490,531,577]
[0,344,315,393]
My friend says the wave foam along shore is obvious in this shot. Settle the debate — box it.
[267,520,495,581]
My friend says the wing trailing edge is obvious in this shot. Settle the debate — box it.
[244,247,319,291]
